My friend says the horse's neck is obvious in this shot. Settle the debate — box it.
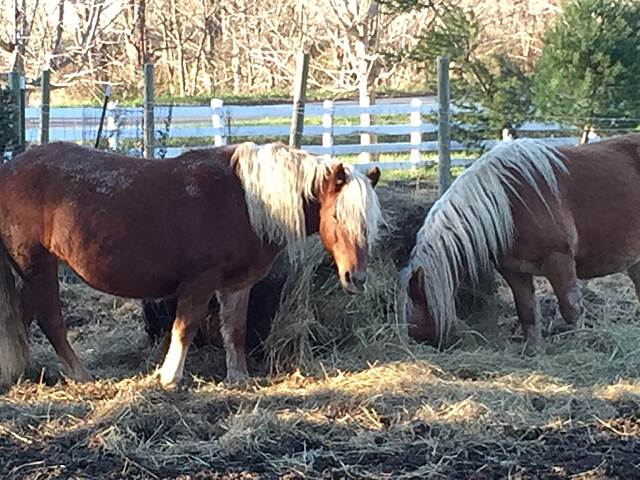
[303,199,320,236]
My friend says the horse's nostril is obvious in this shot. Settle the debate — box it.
[345,271,352,283]
[352,271,367,288]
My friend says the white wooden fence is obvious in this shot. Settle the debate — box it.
[25,98,579,169]
[208,98,438,161]
[205,98,577,163]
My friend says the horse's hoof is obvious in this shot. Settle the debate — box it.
[225,370,251,386]
[568,317,585,330]
[154,369,182,390]
[523,341,540,356]
[67,366,93,383]
[158,377,181,390]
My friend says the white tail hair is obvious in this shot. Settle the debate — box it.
[232,142,382,257]
[401,139,567,345]
[0,248,28,389]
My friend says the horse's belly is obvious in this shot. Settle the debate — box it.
[68,260,180,299]
[49,234,181,298]
[576,254,640,279]
[574,227,640,278]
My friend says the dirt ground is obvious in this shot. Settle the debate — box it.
[1,178,640,479]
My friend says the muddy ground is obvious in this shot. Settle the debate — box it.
[1,178,640,479]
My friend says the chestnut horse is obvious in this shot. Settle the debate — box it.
[0,141,382,388]
[402,134,640,348]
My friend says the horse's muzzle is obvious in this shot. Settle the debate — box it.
[341,271,367,295]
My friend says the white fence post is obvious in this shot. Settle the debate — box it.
[410,98,422,163]
[359,96,370,163]
[211,98,227,146]
[105,96,118,150]
[322,100,334,161]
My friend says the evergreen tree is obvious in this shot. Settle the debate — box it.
[533,0,640,141]
[402,5,534,142]
[0,86,17,158]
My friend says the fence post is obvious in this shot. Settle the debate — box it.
[359,96,371,163]
[18,76,26,151]
[106,100,117,150]
[143,63,154,158]
[289,51,310,149]
[40,68,50,144]
[211,99,227,146]
[322,100,334,161]
[7,72,21,154]
[437,56,452,196]
[95,85,112,149]
[410,98,422,163]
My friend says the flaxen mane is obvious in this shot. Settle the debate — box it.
[401,139,568,344]
[231,142,382,256]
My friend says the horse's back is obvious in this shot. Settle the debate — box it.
[509,134,640,278]
[0,143,266,298]
[560,135,640,276]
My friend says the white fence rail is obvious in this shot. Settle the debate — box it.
[25,98,579,167]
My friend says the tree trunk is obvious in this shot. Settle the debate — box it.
[160,19,175,95]
[356,40,379,162]
[138,0,147,66]
[170,0,186,97]
[231,37,242,93]
[11,0,25,73]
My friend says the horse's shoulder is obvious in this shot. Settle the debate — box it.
[172,148,237,177]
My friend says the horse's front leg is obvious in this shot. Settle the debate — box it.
[158,290,211,388]
[543,252,582,327]
[217,286,251,382]
[499,269,540,351]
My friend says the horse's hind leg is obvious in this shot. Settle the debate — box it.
[157,289,211,388]
[500,269,540,350]
[543,252,582,326]
[626,263,640,301]
[217,286,251,382]
[24,257,91,382]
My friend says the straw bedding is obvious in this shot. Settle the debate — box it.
[1,179,639,479]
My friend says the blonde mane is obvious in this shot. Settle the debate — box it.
[232,142,382,256]
[401,139,568,345]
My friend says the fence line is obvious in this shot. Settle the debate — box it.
[22,97,582,166]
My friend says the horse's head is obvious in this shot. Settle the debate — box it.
[315,163,382,295]
[405,267,438,345]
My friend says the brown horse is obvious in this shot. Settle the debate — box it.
[402,134,640,348]
[0,141,382,388]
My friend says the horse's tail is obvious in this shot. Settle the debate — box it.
[0,242,27,388]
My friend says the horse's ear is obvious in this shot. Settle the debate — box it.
[334,163,348,190]
[366,166,381,188]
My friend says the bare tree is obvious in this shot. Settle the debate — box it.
[0,0,559,102]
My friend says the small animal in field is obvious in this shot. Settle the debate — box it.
[402,134,640,348]
[0,142,382,388]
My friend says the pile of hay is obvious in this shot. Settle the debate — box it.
[263,239,405,374]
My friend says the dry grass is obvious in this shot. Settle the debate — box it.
[2,185,640,478]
